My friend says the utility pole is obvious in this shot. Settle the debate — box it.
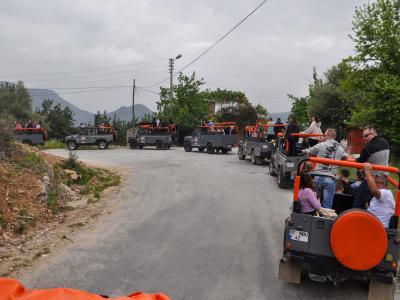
[169,54,182,101]
[132,78,136,126]
[169,58,174,101]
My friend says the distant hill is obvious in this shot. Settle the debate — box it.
[269,111,291,122]
[27,88,152,124]
[106,104,152,122]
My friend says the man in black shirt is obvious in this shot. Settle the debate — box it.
[353,125,390,208]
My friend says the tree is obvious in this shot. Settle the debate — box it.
[156,72,209,130]
[288,94,308,129]
[0,81,32,122]
[344,0,400,153]
[254,104,269,123]
[141,113,156,123]
[37,100,76,140]
[94,110,111,126]
[307,63,353,139]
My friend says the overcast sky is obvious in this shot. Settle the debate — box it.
[0,0,367,114]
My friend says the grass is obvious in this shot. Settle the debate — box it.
[47,188,60,213]
[51,154,120,210]
[0,214,6,228]
[38,139,65,150]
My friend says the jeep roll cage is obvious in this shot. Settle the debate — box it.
[292,157,400,227]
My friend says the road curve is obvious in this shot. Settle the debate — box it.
[20,148,379,299]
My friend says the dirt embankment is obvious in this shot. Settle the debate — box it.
[0,142,122,277]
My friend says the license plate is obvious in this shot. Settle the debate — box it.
[286,162,294,168]
[288,229,309,242]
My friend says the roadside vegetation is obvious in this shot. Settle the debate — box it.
[289,0,400,159]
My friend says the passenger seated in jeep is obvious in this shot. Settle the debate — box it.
[364,163,395,228]
[299,171,322,215]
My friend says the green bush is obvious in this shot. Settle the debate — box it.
[38,139,65,150]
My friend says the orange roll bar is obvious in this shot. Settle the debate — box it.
[308,157,399,174]
[293,175,301,202]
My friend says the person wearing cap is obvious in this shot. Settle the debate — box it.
[302,128,348,208]
[353,125,390,209]
[364,163,394,228]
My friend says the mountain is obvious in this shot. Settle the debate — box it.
[27,88,152,124]
[106,104,152,122]
[269,111,291,122]
[29,89,94,125]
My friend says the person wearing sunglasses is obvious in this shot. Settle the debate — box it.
[353,125,390,209]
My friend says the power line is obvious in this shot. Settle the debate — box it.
[29,85,131,97]
[23,64,166,84]
[143,0,269,88]
[1,58,168,78]
[137,86,159,95]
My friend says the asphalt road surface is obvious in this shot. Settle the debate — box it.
[20,147,392,299]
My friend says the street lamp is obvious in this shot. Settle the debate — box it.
[169,54,182,100]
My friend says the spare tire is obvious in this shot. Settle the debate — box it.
[330,209,387,271]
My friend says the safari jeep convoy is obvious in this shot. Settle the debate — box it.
[279,157,400,300]
[65,126,116,150]
[184,122,238,154]
[128,124,175,150]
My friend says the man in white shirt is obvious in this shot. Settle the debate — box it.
[364,163,395,228]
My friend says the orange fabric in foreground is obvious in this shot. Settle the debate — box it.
[0,278,171,300]
[330,210,387,271]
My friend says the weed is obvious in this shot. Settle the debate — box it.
[47,189,59,213]
[15,221,26,235]
[38,139,65,150]
[0,215,6,228]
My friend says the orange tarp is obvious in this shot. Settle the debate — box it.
[0,278,171,300]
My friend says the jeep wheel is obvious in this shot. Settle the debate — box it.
[251,150,257,165]
[67,141,78,150]
[184,143,193,152]
[238,148,245,160]
[129,140,138,149]
[278,167,287,188]
[156,141,165,150]
[269,160,277,176]
[98,140,108,150]
[198,147,205,152]
[206,143,215,154]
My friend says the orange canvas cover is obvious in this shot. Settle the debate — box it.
[0,278,171,300]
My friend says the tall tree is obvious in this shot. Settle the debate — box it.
[157,72,209,130]
[0,81,32,122]
[37,100,76,140]
[255,104,269,123]
[344,0,400,153]
[307,63,353,139]
[288,94,309,128]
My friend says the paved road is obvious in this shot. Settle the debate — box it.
[21,148,374,299]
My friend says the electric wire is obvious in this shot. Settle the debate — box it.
[143,0,269,88]
[1,58,168,78]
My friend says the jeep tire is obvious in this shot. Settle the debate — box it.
[98,140,108,150]
[67,140,78,150]
[184,142,193,152]
[129,140,138,149]
[156,140,165,150]
[206,143,215,154]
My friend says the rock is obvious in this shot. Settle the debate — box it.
[57,183,78,204]
[36,175,52,202]
[63,169,80,180]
